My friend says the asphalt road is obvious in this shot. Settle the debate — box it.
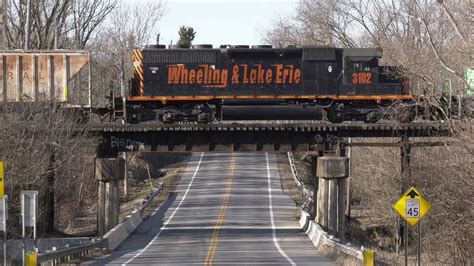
[86,153,334,265]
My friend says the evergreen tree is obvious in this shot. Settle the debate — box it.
[177,26,196,47]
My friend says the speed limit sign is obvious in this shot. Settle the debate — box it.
[393,187,431,226]
[406,199,420,218]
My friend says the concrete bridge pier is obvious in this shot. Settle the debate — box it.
[316,156,349,240]
[95,158,125,236]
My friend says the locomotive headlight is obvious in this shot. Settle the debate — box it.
[328,65,333,73]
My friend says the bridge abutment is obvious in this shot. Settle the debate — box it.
[316,156,349,240]
[95,157,125,236]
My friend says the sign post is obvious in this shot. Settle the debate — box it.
[21,190,38,266]
[0,161,4,197]
[0,161,7,265]
[393,187,431,266]
[0,196,7,266]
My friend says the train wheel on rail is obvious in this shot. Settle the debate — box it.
[193,104,215,124]
[197,112,213,124]
[325,108,345,123]
[364,110,383,123]
[161,111,176,124]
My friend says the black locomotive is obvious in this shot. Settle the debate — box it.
[125,44,413,124]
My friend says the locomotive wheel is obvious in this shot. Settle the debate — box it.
[197,112,213,124]
[193,104,215,124]
[161,111,176,124]
[364,110,383,123]
[326,109,344,123]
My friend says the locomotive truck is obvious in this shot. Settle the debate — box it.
[115,44,417,124]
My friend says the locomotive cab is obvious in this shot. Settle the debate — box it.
[341,48,382,94]
[321,48,411,123]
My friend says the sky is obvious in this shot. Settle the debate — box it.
[129,0,298,47]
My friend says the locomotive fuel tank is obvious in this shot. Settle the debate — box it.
[221,105,323,120]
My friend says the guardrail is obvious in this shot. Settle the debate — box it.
[139,183,163,217]
[35,183,164,265]
[37,239,106,265]
[287,152,312,200]
[287,152,301,186]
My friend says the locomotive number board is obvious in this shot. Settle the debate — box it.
[352,72,373,84]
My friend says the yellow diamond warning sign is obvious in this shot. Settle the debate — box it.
[393,187,431,226]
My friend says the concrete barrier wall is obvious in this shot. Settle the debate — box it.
[104,185,162,251]
[300,209,363,260]
[104,210,143,251]
[299,209,310,231]
[306,218,325,247]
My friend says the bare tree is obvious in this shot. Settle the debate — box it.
[265,0,472,95]
[5,0,117,49]
[69,0,118,49]
[0,104,93,236]
[91,0,165,97]
[263,0,358,48]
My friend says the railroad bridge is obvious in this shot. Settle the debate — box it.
[89,121,451,238]
[91,122,450,156]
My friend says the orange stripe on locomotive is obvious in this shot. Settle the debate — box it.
[132,49,144,95]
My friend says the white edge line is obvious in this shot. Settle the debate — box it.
[266,152,296,266]
[122,152,205,265]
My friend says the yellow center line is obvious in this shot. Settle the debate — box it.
[205,154,236,266]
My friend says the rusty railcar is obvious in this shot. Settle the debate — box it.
[0,50,90,105]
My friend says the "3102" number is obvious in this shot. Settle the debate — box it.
[352,72,372,84]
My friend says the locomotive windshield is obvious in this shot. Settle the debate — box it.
[343,48,381,85]
[352,61,372,72]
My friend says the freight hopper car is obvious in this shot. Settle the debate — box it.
[126,45,413,124]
